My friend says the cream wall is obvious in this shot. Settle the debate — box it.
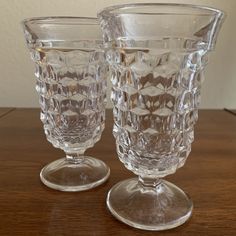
[0,0,235,108]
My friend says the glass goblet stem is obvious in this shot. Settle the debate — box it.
[138,176,161,188]
[65,152,85,164]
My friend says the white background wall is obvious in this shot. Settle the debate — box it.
[0,0,235,108]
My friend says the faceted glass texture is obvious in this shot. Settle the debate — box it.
[33,47,107,153]
[109,47,206,178]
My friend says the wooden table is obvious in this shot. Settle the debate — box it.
[0,108,15,118]
[0,109,235,235]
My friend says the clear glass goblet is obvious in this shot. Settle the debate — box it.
[98,4,225,230]
[22,17,110,191]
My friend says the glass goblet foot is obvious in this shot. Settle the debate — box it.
[107,177,192,231]
[40,155,110,192]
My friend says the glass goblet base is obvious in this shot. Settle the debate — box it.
[40,156,110,192]
[107,178,193,231]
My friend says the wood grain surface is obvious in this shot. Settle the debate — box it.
[0,108,15,118]
[0,109,235,235]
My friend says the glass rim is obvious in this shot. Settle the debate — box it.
[22,16,98,26]
[98,3,225,17]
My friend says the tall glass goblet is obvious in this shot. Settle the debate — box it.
[22,17,110,191]
[98,4,225,230]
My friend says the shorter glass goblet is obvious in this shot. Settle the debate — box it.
[22,17,110,191]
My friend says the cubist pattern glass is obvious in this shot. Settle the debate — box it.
[99,3,225,230]
[22,17,110,191]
